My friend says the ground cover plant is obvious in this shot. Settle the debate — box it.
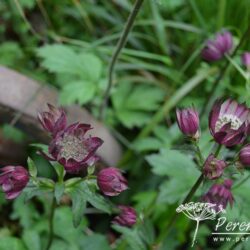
[0,0,250,249]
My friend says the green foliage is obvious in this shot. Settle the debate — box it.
[112,82,165,128]
[146,149,200,204]
[37,45,103,105]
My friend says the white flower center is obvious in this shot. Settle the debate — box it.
[58,134,87,161]
[215,114,242,133]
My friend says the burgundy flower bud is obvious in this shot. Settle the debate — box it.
[241,52,250,70]
[209,99,249,147]
[201,31,233,62]
[176,107,200,139]
[0,166,29,199]
[203,154,227,180]
[239,144,250,166]
[113,206,137,227]
[38,103,67,137]
[203,179,234,210]
[97,167,128,196]
[42,122,103,173]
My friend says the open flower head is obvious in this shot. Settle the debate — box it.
[209,99,249,147]
[45,122,103,173]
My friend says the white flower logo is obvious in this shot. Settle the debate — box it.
[176,202,225,247]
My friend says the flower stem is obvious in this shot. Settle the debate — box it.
[192,220,200,247]
[98,0,145,120]
[200,22,250,118]
[214,144,222,157]
[46,197,56,250]
[154,173,204,246]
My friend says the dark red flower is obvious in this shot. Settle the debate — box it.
[201,31,233,62]
[203,179,234,210]
[44,123,103,173]
[97,167,128,196]
[113,206,137,227]
[203,154,227,180]
[209,99,249,147]
[239,144,250,166]
[38,103,67,137]
[176,107,200,139]
[0,166,29,199]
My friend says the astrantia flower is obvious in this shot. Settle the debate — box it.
[97,167,128,196]
[203,179,234,210]
[38,103,67,137]
[44,123,103,173]
[239,144,250,166]
[112,206,137,227]
[203,154,227,180]
[176,107,200,139]
[0,166,29,199]
[201,31,233,62]
[209,99,249,147]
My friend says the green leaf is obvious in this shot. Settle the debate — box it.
[112,225,146,250]
[80,234,111,250]
[27,157,37,178]
[146,149,198,177]
[29,143,49,154]
[37,45,102,82]
[2,124,26,143]
[133,137,163,152]
[69,188,87,228]
[112,82,165,128]
[78,182,112,214]
[52,163,65,182]
[23,186,52,202]
[59,80,96,105]
[0,237,27,250]
[146,149,199,204]
[54,182,65,204]
[22,230,41,250]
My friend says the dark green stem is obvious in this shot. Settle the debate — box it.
[200,22,250,118]
[46,198,56,250]
[154,173,204,246]
[214,144,222,157]
[99,0,145,120]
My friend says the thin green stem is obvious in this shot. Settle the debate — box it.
[225,54,246,78]
[99,0,145,120]
[214,144,222,157]
[154,173,204,246]
[217,0,226,29]
[46,198,56,250]
[120,67,217,166]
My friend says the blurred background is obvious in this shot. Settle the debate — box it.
[0,0,250,249]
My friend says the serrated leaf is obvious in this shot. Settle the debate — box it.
[23,186,52,202]
[78,182,112,214]
[37,45,102,82]
[112,82,165,128]
[27,157,37,178]
[69,189,87,228]
[54,182,65,204]
[59,80,96,105]
[112,225,146,250]
[146,149,200,204]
